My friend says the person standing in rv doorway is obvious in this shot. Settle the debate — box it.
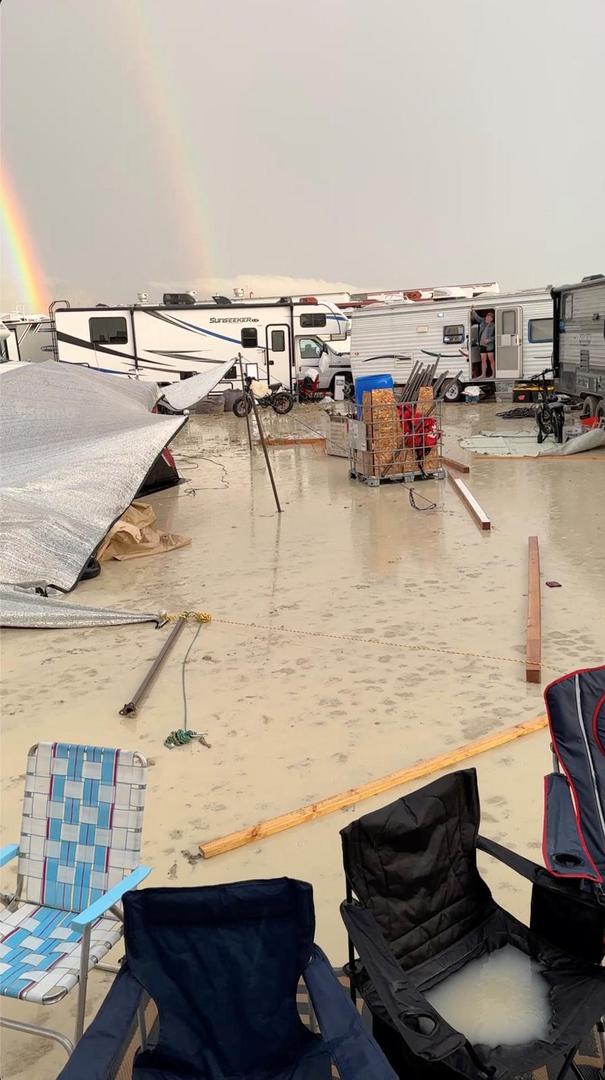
[472,308,495,378]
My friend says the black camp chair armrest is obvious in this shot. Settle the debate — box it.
[477,835,545,883]
[478,834,605,909]
[341,902,466,1063]
[303,944,398,1080]
[55,965,144,1080]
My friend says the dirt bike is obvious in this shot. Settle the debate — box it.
[232,376,294,417]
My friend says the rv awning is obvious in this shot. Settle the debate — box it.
[0,361,186,592]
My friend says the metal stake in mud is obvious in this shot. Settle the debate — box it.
[237,353,254,452]
[119,616,186,716]
[238,353,283,514]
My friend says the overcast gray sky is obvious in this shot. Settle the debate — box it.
[2,0,604,310]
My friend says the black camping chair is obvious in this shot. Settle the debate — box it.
[340,768,605,1080]
[56,878,398,1080]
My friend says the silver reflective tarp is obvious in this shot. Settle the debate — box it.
[0,585,162,629]
[0,361,186,592]
[160,357,237,412]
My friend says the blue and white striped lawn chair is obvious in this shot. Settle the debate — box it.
[0,742,150,1057]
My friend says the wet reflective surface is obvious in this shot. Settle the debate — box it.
[1,402,603,1077]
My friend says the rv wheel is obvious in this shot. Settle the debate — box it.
[595,401,605,423]
[444,380,463,403]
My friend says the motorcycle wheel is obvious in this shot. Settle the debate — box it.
[272,392,294,415]
[233,395,252,418]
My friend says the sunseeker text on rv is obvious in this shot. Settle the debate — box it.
[209,317,259,324]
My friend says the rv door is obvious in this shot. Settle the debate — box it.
[265,324,292,388]
[495,306,523,378]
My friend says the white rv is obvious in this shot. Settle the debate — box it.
[349,288,553,400]
[52,296,350,392]
[0,314,54,364]
[552,275,605,417]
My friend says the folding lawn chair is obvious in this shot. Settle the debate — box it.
[0,742,150,1056]
[341,768,605,1080]
[56,878,398,1080]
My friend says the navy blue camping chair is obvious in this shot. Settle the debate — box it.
[56,878,398,1080]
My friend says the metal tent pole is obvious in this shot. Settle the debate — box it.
[119,617,186,716]
[237,354,254,452]
[249,386,283,514]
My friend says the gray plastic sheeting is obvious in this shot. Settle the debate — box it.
[160,357,237,412]
[0,362,185,592]
[0,586,162,629]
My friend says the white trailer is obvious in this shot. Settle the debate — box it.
[552,275,605,418]
[1,315,54,365]
[349,288,553,400]
[53,296,350,392]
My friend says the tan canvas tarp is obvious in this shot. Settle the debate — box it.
[97,501,191,562]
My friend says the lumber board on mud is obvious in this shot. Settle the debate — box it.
[447,473,491,529]
[199,714,548,858]
[526,535,541,684]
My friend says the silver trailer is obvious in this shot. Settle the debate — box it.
[552,275,605,419]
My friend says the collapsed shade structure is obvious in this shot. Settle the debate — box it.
[56,879,397,1080]
[0,362,185,592]
[341,769,605,1080]
[0,585,163,629]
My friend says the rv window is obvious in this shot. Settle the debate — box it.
[271,330,286,352]
[528,318,553,343]
[241,327,258,348]
[443,324,465,345]
[89,317,128,345]
[300,312,327,328]
[299,337,323,361]
[563,294,573,321]
[501,310,517,335]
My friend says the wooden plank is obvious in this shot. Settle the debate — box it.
[474,454,605,461]
[526,535,541,684]
[262,436,325,447]
[442,456,470,474]
[199,713,548,859]
[447,473,491,530]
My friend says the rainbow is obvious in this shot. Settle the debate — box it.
[115,0,212,282]
[0,163,47,313]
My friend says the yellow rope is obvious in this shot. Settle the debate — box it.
[213,617,561,672]
[164,611,213,624]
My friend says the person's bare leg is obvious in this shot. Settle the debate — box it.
[481,351,488,377]
[488,351,495,377]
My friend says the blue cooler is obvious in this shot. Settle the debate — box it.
[355,373,394,416]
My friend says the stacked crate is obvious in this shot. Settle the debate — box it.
[352,386,441,479]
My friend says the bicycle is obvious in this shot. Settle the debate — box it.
[535,367,564,444]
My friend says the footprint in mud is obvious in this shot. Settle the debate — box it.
[168,862,178,879]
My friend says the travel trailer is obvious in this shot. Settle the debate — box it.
[552,275,605,417]
[52,296,350,391]
[0,314,53,364]
[349,288,553,400]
